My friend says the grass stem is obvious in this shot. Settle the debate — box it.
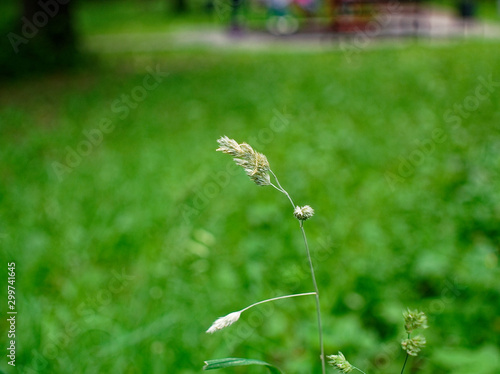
[353,366,368,374]
[270,169,326,374]
[401,353,409,374]
[270,170,295,208]
[240,292,317,313]
[300,221,326,374]
[401,333,411,374]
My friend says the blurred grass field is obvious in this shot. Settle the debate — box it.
[1,1,500,374]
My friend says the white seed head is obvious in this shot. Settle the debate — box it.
[327,352,353,373]
[215,136,242,157]
[294,205,314,221]
[206,311,241,334]
[216,136,271,186]
[401,335,426,356]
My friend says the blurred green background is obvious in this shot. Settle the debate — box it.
[1,0,499,373]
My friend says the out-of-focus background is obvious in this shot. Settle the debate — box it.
[0,0,499,373]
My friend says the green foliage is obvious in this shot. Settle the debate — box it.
[204,358,284,373]
[0,25,499,374]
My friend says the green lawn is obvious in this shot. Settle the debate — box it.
[1,8,500,374]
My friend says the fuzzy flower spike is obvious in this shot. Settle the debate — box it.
[294,205,315,221]
[206,311,242,334]
[403,309,428,334]
[205,292,315,334]
[401,335,426,356]
[327,352,367,374]
[401,309,429,361]
[328,352,353,373]
[216,136,271,186]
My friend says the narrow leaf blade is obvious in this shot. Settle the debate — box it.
[203,358,283,374]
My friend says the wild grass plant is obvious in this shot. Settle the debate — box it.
[204,137,429,374]
[1,39,499,374]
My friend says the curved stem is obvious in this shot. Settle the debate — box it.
[300,221,326,374]
[269,168,325,374]
[240,292,316,313]
[353,366,367,374]
[270,170,295,208]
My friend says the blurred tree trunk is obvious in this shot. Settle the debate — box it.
[22,0,77,47]
[172,0,188,13]
[22,0,78,65]
[1,0,79,78]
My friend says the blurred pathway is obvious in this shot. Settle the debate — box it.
[85,7,500,54]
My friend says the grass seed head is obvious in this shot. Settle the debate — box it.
[401,335,426,356]
[216,136,271,186]
[403,309,428,334]
[206,311,242,334]
[294,205,315,221]
[327,352,353,373]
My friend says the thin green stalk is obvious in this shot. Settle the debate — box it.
[353,366,367,374]
[300,221,326,374]
[270,169,326,374]
[400,353,409,374]
[270,170,295,208]
[400,333,410,374]
[240,292,317,313]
